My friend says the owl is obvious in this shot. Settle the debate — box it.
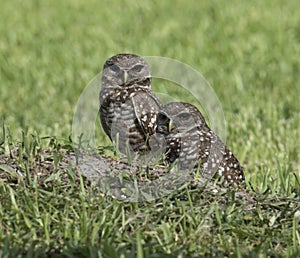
[100,54,162,155]
[156,102,245,187]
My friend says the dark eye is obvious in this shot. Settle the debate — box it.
[157,113,169,123]
[109,65,120,73]
[131,64,144,73]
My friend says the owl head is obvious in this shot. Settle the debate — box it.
[101,53,151,89]
[156,102,207,136]
[155,102,208,170]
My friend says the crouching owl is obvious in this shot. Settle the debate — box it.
[156,102,245,187]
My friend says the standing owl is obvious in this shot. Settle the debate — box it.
[100,54,162,155]
[156,102,245,187]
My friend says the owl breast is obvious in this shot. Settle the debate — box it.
[100,84,162,154]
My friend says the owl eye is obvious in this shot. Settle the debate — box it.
[177,112,191,120]
[157,113,169,123]
[131,64,144,73]
[109,65,120,73]
[157,113,173,133]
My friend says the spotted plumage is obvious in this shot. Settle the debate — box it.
[156,102,245,187]
[100,54,162,154]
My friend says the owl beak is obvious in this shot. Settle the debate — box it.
[168,119,175,132]
[123,71,128,84]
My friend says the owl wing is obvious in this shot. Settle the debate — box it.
[131,91,162,135]
[132,92,163,153]
[100,102,113,140]
[218,145,245,185]
[197,128,244,186]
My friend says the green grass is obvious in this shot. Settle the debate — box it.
[0,0,299,257]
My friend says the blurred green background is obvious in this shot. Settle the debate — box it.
[1,0,299,185]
